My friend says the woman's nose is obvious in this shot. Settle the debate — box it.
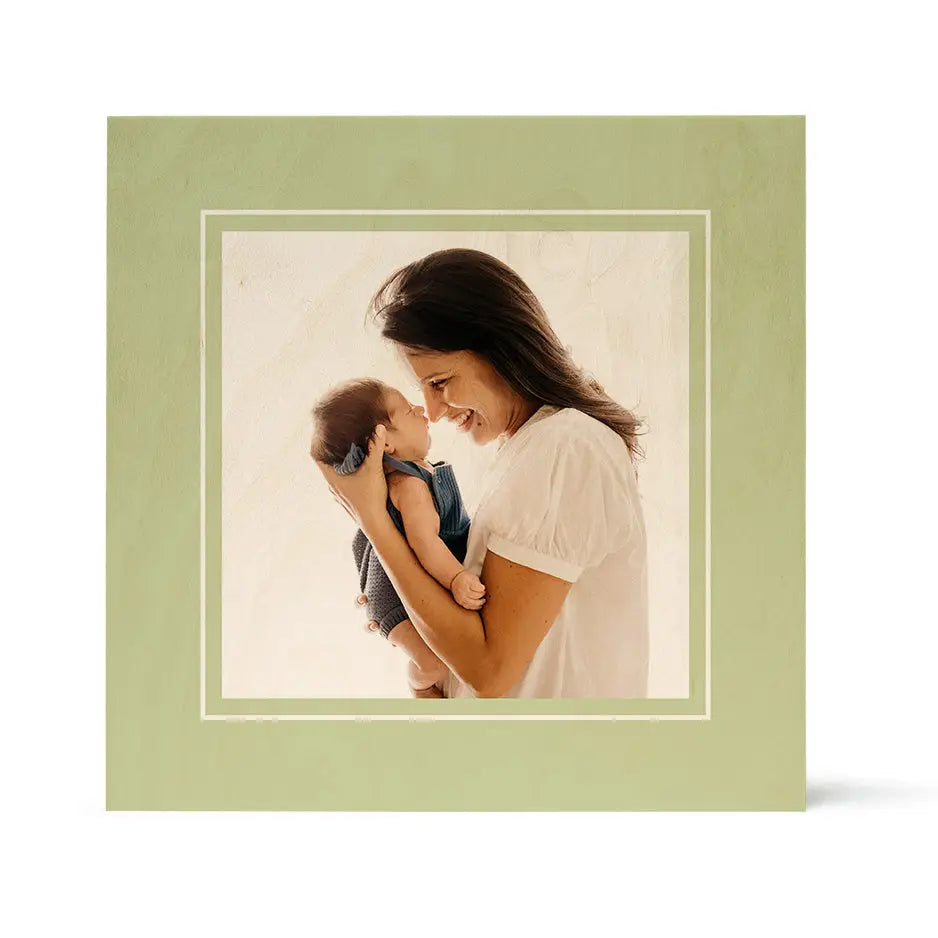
[421,390,446,422]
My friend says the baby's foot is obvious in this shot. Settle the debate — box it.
[407,658,447,695]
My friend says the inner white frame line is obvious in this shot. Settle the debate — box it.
[199,209,711,721]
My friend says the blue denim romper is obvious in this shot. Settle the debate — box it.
[351,455,471,638]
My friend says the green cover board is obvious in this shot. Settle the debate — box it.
[107,117,805,809]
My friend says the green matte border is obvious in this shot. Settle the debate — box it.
[108,117,804,809]
[204,213,706,718]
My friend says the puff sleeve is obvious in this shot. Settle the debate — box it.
[482,423,636,582]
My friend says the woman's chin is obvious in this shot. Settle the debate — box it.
[470,424,496,445]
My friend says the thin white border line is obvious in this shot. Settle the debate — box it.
[200,211,207,719]
[200,209,711,721]
[202,713,712,722]
[202,209,710,216]
[704,210,712,719]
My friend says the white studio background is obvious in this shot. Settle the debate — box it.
[221,230,690,698]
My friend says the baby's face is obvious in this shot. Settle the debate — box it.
[383,387,431,462]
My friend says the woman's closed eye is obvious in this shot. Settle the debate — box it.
[428,378,449,390]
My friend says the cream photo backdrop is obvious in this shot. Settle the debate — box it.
[221,230,689,698]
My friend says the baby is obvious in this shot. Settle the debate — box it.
[310,378,486,695]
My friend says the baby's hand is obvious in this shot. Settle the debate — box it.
[450,569,486,610]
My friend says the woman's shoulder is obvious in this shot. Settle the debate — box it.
[479,406,640,559]
[488,407,636,506]
[519,406,629,460]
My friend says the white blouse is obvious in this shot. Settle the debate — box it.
[445,406,649,699]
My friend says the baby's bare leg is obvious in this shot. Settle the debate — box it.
[388,619,447,692]
[388,618,444,673]
[408,661,444,698]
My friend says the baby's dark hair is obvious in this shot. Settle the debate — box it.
[310,378,391,466]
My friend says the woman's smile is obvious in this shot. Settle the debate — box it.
[451,409,475,431]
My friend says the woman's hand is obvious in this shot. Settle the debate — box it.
[315,425,390,533]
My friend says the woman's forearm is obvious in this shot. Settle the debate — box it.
[364,514,492,689]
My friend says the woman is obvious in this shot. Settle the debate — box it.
[319,248,648,698]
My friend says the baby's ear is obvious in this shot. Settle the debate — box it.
[379,426,395,455]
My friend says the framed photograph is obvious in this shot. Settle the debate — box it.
[107,116,804,809]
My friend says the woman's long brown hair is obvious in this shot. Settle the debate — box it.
[371,248,644,460]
